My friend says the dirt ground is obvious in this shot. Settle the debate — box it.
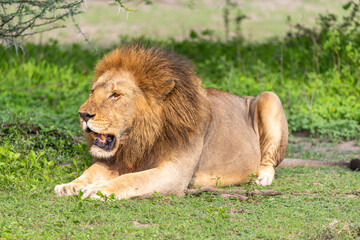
[289,132,360,161]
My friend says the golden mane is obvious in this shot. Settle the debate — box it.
[93,45,211,173]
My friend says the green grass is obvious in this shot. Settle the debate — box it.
[0,126,359,238]
[0,38,359,237]
[2,36,360,139]
[1,180,359,239]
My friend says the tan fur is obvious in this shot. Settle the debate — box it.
[55,45,289,199]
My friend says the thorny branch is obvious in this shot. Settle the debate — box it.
[0,0,83,46]
[0,0,140,48]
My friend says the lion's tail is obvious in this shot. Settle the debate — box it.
[277,158,360,171]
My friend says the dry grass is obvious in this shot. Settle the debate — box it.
[31,0,348,45]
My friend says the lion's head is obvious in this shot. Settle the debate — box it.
[79,45,210,172]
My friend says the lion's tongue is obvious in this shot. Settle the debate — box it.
[94,134,108,145]
[91,133,115,151]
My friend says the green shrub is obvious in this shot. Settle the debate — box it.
[1,1,360,141]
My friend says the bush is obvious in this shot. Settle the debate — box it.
[1,2,360,140]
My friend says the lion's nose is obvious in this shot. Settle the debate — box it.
[79,112,96,122]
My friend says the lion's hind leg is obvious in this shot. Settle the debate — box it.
[251,91,288,186]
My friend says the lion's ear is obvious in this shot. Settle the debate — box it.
[158,79,175,100]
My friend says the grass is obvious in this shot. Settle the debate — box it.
[0,126,359,238]
[1,182,359,238]
[35,0,348,43]
[0,40,359,237]
[2,36,360,139]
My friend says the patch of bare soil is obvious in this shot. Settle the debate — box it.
[290,132,360,160]
[344,194,358,198]
[132,220,149,228]
[303,140,360,153]
[0,123,82,144]
[336,141,360,152]
[229,208,245,214]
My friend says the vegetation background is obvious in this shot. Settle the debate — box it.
[0,0,359,238]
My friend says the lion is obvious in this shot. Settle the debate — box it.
[54,45,359,200]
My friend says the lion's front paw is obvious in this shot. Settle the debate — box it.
[54,182,84,196]
[255,167,275,186]
[80,182,116,200]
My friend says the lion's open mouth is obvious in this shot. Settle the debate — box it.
[86,127,116,151]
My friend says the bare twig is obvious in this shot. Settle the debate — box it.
[184,186,282,200]
[66,3,98,53]
[221,194,248,201]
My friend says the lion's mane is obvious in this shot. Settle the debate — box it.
[93,45,211,173]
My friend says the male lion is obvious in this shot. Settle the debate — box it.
[54,45,289,199]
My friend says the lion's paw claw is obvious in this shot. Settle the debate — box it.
[54,183,82,196]
[256,169,275,186]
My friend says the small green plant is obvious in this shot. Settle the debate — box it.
[323,29,341,71]
[245,173,258,194]
[205,207,229,225]
[96,191,116,201]
[212,176,222,187]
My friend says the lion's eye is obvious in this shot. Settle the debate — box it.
[109,92,121,99]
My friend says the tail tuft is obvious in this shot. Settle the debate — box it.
[349,158,360,171]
